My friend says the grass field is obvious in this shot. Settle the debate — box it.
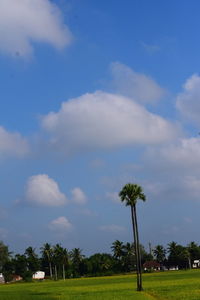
[1,269,200,300]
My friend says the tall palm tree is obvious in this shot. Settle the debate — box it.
[40,243,53,279]
[119,183,146,291]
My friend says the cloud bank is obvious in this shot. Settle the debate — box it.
[176,74,200,125]
[41,91,178,154]
[0,0,72,57]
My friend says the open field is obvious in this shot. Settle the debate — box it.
[1,270,200,300]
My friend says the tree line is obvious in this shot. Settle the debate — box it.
[0,239,200,282]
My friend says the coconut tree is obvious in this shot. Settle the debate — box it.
[40,243,53,279]
[111,240,124,261]
[119,183,146,291]
[153,245,166,269]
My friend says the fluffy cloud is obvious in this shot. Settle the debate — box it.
[41,91,178,154]
[176,74,200,125]
[25,174,67,206]
[110,62,165,104]
[0,126,29,158]
[99,224,126,233]
[71,187,87,205]
[0,0,72,57]
[138,136,200,203]
[146,137,200,171]
[49,216,73,232]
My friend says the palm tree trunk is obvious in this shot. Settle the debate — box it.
[63,264,65,280]
[49,261,53,279]
[55,265,58,280]
[133,204,143,291]
[131,205,140,291]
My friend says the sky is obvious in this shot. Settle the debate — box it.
[1,0,200,256]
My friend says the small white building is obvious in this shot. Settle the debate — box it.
[193,260,200,268]
[0,273,5,283]
[32,271,45,280]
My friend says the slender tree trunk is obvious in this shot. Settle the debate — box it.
[131,205,140,291]
[133,204,143,291]
[49,261,53,279]
[63,264,65,280]
[54,265,58,281]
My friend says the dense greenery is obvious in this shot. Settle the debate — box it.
[1,270,200,299]
[1,239,200,282]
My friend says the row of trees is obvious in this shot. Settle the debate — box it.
[1,239,200,282]
[0,182,198,293]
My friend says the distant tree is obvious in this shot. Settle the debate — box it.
[24,246,40,275]
[111,240,124,261]
[0,241,10,272]
[153,245,166,269]
[13,254,31,281]
[2,260,14,282]
[70,248,84,277]
[119,183,146,291]
[168,242,189,269]
[187,242,200,267]
[40,243,53,279]
[52,244,69,280]
[123,242,135,272]
[87,253,114,276]
[61,248,69,280]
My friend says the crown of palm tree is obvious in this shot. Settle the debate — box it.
[119,183,146,206]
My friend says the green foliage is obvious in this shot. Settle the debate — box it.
[167,242,189,269]
[0,241,10,272]
[1,270,200,299]
[119,183,146,206]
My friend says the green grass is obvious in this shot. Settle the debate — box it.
[1,270,200,299]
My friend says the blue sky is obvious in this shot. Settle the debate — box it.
[1,0,200,255]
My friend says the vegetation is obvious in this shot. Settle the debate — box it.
[1,270,200,299]
[1,238,200,283]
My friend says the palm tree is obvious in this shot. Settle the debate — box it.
[40,243,53,279]
[70,248,84,277]
[119,183,146,291]
[111,240,124,261]
[153,245,166,269]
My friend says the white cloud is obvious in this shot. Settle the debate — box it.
[49,216,73,232]
[176,74,200,125]
[99,224,126,233]
[146,137,200,171]
[41,91,179,154]
[110,62,165,104]
[0,126,29,158]
[0,0,72,57]
[25,174,67,206]
[71,187,87,205]
[138,136,200,203]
